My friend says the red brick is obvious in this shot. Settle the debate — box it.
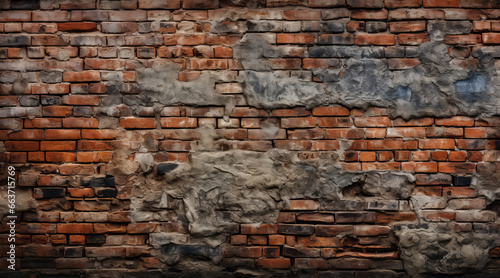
[45,129,81,140]
[160,117,197,128]
[139,0,181,9]
[82,129,119,140]
[69,235,85,245]
[5,141,39,152]
[467,151,482,162]
[426,127,463,138]
[402,162,438,173]
[191,59,227,70]
[287,200,320,210]
[28,152,45,162]
[318,117,352,128]
[160,140,192,152]
[439,162,476,174]
[231,235,247,245]
[25,118,62,128]
[0,96,17,106]
[443,187,477,198]
[283,10,321,21]
[42,106,72,118]
[397,34,429,45]
[8,130,44,140]
[255,258,290,269]
[473,21,491,32]
[58,22,98,32]
[457,139,486,150]
[419,139,455,149]
[9,152,26,163]
[275,140,312,151]
[449,151,466,162]
[444,34,482,45]
[268,235,285,246]
[297,236,339,247]
[390,21,426,33]
[32,11,68,22]
[0,11,32,22]
[62,71,100,82]
[77,152,113,163]
[351,10,388,20]
[378,151,393,161]
[376,212,417,224]
[422,211,455,221]
[57,223,93,234]
[423,0,459,7]
[325,129,364,139]
[355,34,395,45]
[46,152,76,162]
[353,225,391,236]
[248,235,267,245]
[78,140,114,151]
[362,162,400,171]
[41,141,76,151]
[413,151,430,161]
[62,117,98,128]
[94,223,127,234]
[120,118,156,129]
[241,224,277,235]
[214,46,233,58]
[271,108,310,117]
[483,33,500,44]
[277,33,314,44]
[387,127,425,138]
[33,84,70,95]
[359,152,376,162]
[389,9,444,20]
[312,107,349,116]
[223,246,262,258]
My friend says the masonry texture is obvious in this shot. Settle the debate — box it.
[1,0,500,277]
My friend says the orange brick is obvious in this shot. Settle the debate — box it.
[62,71,100,82]
[120,118,156,129]
[449,151,466,162]
[58,22,98,32]
[77,152,113,163]
[359,152,376,162]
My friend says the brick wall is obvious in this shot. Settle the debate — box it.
[1,0,500,277]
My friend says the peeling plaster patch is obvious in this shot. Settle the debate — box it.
[240,71,325,109]
[396,226,500,277]
[129,150,415,238]
[232,36,500,118]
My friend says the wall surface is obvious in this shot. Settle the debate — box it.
[1,0,500,277]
